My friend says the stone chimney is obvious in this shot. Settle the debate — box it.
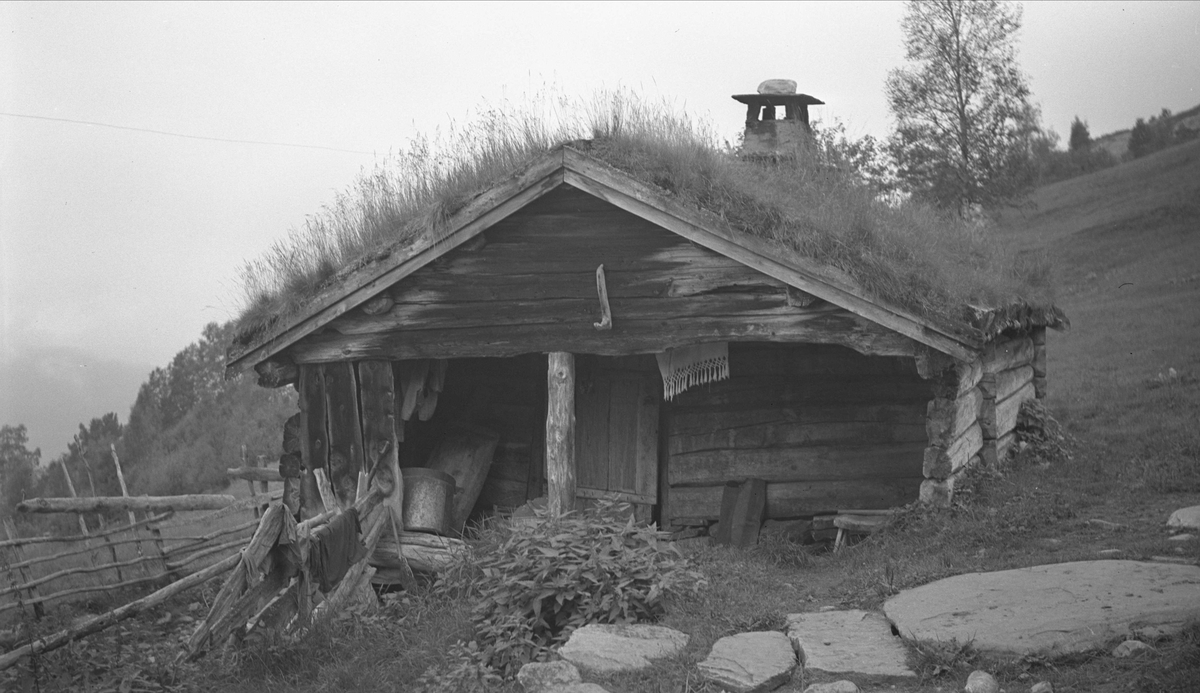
[734,79,824,157]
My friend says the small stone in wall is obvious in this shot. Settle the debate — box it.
[1112,639,1155,658]
[964,670,999,693]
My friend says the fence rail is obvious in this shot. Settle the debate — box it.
[1,493,279,623]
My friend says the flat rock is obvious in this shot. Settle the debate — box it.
[802,682,859,693]
[1111,639,1155,658]
[884,560,1200,655]
[1168,533,1195,542]
[518,661,581,693]
[786,610,915,679]
[1031,682,1054,693]
[757,79,797,95]
[698,631,796,693]
[964,670,999,693]
[558,624,688,673]
[1167,505,1200,530]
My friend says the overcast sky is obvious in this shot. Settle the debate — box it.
[3,1,1198,458]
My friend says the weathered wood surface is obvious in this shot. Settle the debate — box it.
[545,352,576,516]
[669,478,922,520]
[979,365,1035,402]
[982,335,1035,373]
[226,150,566,375]
[227,467,284,483]
[254,359,297,388]
[560,152,978,360]
[919,457,978,507]
[925,388,983,448]
[923,423,984,480]
[372,532,465,573]
[17,495,239,514]
[672,415,926,455]
[981,431,1018,467]
[298,365,327,520]
[981,381,1036,440]
[324,362,364,508]
[290,310,915,363]
[427,426,500,532]
[712,479,767,548]
[357,360,401,476]
[668,374,932,409]
[669,442,925,486]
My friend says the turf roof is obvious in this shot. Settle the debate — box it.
[231,101,1063,361]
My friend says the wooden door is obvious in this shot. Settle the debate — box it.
[574,356,660,522]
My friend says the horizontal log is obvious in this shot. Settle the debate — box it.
[0,512,172,549]
[289,311,918,363]
[668,442,925,486]
[979,365,1034,402]
[17,495,240,514]
[669,419,927,455]
[669,375,933,410]
[983,336,1035,373]
[226,467,284,483]
[727,344,917,377]
[575,487,655,506]
[981,431,1018,466]
[670,403,926,437]
[981,381,1036,439]
[918,458,977,507]
[925,388,982,448]
[0,572,167,619]
[952,358,984,398]
[923,423,983,479]
[668,478,922,521]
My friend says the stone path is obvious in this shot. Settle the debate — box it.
[698,631,796,693]
[884,559,1200,654]
[787,610,915,679]
[557,623,688,674]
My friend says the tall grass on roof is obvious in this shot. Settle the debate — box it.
[234,89,1052,345]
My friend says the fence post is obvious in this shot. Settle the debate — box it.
[59,464,100,571]
[110,445,152,577]
[3,518,44,619]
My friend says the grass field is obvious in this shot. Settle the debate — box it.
[5,141,1199,692]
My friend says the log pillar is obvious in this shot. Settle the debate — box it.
[545,352,576,516]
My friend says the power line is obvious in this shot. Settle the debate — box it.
[0,111,376,156]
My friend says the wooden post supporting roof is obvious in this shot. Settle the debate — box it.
[545,352,576,516]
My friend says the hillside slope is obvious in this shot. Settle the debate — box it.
[995,137,1200,482]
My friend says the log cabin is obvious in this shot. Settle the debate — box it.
[226,85,1066,542]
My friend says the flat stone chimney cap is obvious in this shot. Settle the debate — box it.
[732,93,824,107]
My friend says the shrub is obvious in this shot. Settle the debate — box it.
[435,502,706,677]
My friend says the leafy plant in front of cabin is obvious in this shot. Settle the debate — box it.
[436,502,706,677]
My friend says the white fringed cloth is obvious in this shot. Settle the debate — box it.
[655,342,730,401]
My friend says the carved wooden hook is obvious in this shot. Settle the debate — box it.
[594,264,613,331]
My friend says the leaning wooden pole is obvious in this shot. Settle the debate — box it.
[0,552,240,671]
[545,352,576,517]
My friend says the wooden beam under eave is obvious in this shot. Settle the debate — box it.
[545,352,576,516]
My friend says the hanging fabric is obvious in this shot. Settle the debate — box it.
[656,342,730,401]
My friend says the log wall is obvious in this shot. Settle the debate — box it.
[980,333,1039,467]
[663,343,930,524]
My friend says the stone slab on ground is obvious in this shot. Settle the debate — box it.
[786,610,915,679]
[1167,505,1200,530]
[697,630,796,693]
[884,560,1200,655]
[558,624,689,673]
[518,661,581,693]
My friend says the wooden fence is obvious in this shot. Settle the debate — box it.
[0,491,280,626]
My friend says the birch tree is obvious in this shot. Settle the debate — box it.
[886,0,1039,215]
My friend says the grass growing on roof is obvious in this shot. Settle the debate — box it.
[233,90,1054,348]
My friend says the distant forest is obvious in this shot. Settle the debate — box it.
[0,322,296,530]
